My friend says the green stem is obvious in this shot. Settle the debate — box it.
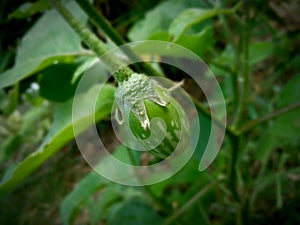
[239,101,300,134]
[218,13,239,107]
[75,0,125,46]
[49,0,133,83]
[74,0,163,78]
[192,96,238,138]
[163,181,216,225]
[240,197,250,225]
[233,1,250,128]
[214,0,243,117]
[228,134,240,202]
[217,2,242,15]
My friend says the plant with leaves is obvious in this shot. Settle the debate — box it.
[0,0,300,225]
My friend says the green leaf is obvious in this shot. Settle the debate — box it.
[254,74,300,167]
[8,0,51,19]
[169,8,218,41]
[72,57,98,84]
[107,197,163,225]
[175,26,214,57]
[88,187,123,225]
[270,75,300,145]
[136,26,213,57]
[149,157,203,199]
[249,41,274,65]
[60,172,107,225]
[212,44,236,73]
[2,83,19,115]
[0,103,50,162]
[0,1,88,89]
[0,89,9,110]
[38,63,80,102]
[0,84,116,197]
[193,111,213,162]
[92,145,140,184]
[128,0,205,41]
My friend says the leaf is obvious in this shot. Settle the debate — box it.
[0,1,88,89]
[128,0,206,41]
[72,57,98,84]
[88,187,123,225]
[175,26,214,57]
[60,145,140,225]
[149,157,203,199]
[0,84,116,197]
[92,145,139,185]
[169,8,218,41]
[2,83,19,115]
[212,41,274,74]
[60,172,108,225]
[249,41,274,65]
[133,26,213,58]
[193,111,213,162]
[211,44,236,73]
[38,63,80,102]
[107,197,163,225]
[8,0,51,19]
[0,89,9,110]
[254,74,300,165]
[270,74,300,145]
[0,103,50,162]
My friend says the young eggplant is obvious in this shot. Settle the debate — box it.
[115,73,190,159]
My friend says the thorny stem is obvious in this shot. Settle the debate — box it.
[212,0,242,167]
[214,1,248,222]
[230,2,252,224]
[217,11,240,108]
[75,0,163,78]
[233,1,250,128]
[49,0,134,83]
[75,0,125,46]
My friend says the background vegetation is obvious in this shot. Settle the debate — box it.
[0,0,300,224]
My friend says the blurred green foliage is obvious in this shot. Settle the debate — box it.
[0,0,300,225]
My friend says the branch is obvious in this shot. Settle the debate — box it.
[192,97,238,138]
[75,0,163,78]
[232,1,250,127]
[164,181,216,225]
[239,101,300,134]
[49,0,134,82]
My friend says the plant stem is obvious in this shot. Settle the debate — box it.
[239,196,250,225]
[218,15,239,106]
[74,0,163,78]
[228,134,241,202]
[239,101,300,134]
[49,0,133,83]
[217,2,242,16]
[75,0,125,46]
[233,1,250,128]
[163,181,216,225]
[192,96,238,138]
